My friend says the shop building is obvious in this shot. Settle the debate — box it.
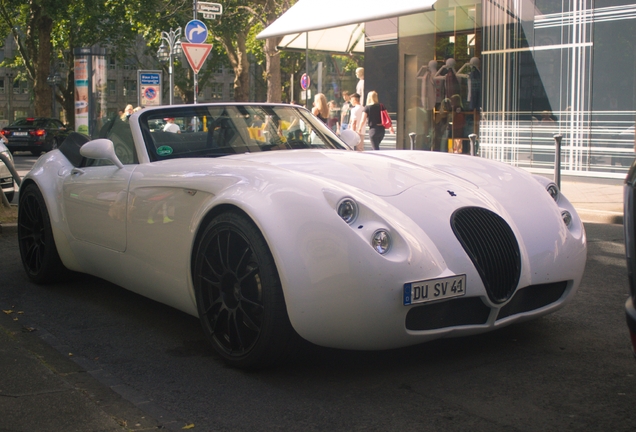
[260,0,636,179]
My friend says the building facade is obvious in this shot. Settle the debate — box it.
[373,0,636,179]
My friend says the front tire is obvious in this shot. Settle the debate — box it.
[18,183,69,283]
[193,211,297,369]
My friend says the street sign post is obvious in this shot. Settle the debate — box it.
[300,73,310,90]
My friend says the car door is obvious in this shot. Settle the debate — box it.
[62,163,135,252]
[62,115,140,251]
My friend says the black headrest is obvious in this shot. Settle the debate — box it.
[58,132,89,167]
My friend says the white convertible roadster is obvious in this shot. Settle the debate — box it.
[18,103,587,368]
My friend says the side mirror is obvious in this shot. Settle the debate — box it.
[79,139,125,169]
[340,129,360,149]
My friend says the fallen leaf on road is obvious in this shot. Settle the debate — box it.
[2,310,13,315]
[182,424,195,430]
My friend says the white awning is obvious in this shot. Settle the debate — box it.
[277,24,365,54]
[257,0,437,53]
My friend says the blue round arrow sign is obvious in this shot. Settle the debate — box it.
[185,20,208,44]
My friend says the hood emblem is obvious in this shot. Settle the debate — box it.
[447,190,457,197]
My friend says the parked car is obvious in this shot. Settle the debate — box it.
[624,160,636,357]
[0,139,15,202]
[17,103,587,369]
[1,117,70,155]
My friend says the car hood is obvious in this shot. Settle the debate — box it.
[227,150,510,198]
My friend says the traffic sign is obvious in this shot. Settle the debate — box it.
[185,20,208,44]
[182,43,213,74]
[197,2,223,19]
[300,73,310,90]
[138,70,162,107]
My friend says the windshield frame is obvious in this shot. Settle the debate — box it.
[137,103,350,162]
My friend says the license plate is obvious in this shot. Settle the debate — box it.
[13,131,28,136]
[403,275,466,306]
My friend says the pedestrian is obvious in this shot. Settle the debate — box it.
[327,100,340,132]
[162,117,181,133]
[312,93,329,124]
[348,93,365,151]
[359,91,394,150]
[120,104,133,122]
[340,90,351,132]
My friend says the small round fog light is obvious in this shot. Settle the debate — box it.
[547,184,559,201]
[372,230,391,254]
[337,198,358,224]
[561,210,572,227]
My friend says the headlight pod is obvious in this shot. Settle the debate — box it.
[561,210,572,227]
[547,183,559,202]
[337,198,358,225]
[372,229,391,254]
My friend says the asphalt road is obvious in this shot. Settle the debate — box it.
[0,222,633,431]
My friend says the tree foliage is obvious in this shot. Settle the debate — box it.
[0,0,295,124]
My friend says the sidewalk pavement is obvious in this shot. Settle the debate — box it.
[0,175,626,431]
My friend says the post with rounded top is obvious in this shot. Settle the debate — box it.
[468,134,477,156]
[553,134,563,189]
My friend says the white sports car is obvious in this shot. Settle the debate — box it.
[18,103,587,368]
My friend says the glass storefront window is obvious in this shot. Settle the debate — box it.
[399,2,482,153]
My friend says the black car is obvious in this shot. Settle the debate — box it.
[624,161,636,357]
[1,117,70,155]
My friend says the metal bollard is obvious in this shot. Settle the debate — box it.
[468,134,477,156]
[553,134,562,190]
[408,133,416,150]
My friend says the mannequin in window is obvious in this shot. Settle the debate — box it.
[417,60,441,150]
[435,58,459,99]
[356,67,365,105]
[457,57,481,110]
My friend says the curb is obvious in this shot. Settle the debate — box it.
[0,222,17,235]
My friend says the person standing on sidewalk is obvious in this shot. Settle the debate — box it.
[359,91,394,150]
[340,91,351,133]
[349,93,365,151]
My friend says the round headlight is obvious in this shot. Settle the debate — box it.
[547,184,559,202]
[372,229,391,254]
[337,198,358,224]
[561,210,572,227]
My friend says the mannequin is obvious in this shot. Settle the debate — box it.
[435,58,459,99]
[418,60,439,111]
[416,60,440,150]
[457,57,481,110]
[356,67,365,105]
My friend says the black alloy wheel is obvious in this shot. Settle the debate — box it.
[18,183,69,284]
[193,211,296,369]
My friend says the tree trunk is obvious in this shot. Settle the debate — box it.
[220,33,250,102]
[34,15,53,117]
[264,36,282,103]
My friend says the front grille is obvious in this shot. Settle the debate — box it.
[451,207,521,304]
[496,281,568,320]
[405,297,491,330]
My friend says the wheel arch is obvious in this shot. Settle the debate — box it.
[19,177,82,272]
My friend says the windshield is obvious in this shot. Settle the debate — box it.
[10,118,47,127]
[139,104,349,160]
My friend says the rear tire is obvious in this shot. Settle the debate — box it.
[193,211,297,369]
[18,183,69,284]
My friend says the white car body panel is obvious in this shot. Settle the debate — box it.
[22,105,587,351]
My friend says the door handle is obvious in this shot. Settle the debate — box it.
[71,168,86,176]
